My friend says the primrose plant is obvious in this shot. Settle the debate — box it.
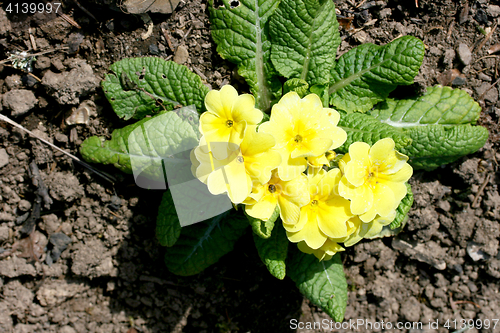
[80,0,488,321]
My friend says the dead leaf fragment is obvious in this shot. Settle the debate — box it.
[488,43,500,54]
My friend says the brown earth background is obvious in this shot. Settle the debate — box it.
[0,0,500,332]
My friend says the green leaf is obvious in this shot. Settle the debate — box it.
[253,222,288,280]
[288,251,347,322]
[209,0,282,112]
[164,211,248,276]
[156,191,181,247]
[246,205,280,239]
[369,86,489,170]
[283,78,309,97]
[369,86,482,127]
[269,0,340,86]
[102,57,209,120]
[329,36,425,113]
[336,112,412,154]
[80,111,198,180]
[400,124,489,170]
[390,183,414,230]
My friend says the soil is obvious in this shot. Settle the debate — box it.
[0,0,499,332]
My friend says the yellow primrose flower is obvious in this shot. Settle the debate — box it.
[343,214,394,247]
[244,170,309,225]
[259,92,346,181]
[200,85,263,158]
[284,168,353,250]
[194,127,281,204]
[338,138,412,222]
[297,239,345,261]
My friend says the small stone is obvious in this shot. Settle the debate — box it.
[2,89,38,116]
[0,225,9,242]
[478,72,492,82]
[475,8,489,24]
[16,152,28,160]
[173,45,189,64]
[457,43,472,65]
[54,133,68,143]
[353,30,368,43]
[5,75,22,90]
[488,5,500,17]
[475,82,498,104]
[0,149,9,168]
[18,199,31,212]
[149,43,160,55]
[378,8,392,20]
[35,56,51,70]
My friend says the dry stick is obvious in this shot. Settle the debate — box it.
[475,23,498,54]
[0,114,115,184]
[472,173,491,208]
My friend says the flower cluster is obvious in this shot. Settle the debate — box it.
[192,85,412,261]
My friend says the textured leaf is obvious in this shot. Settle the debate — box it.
[369,86,482,127]
[246,205,280,239]
[329,36,425,113]
[164,211,248,276]
[390,183,414,230]
[156,191,181,247]
[283,78,309,97]
[209,0,282,112]
[269,0,340,86]
[288,251,347,322]
[102,57,209,120]
[253,222,288,279]
[400,124,489,170]
[370,86,489,170]
[80,111,198,181]
[336,112,412,154]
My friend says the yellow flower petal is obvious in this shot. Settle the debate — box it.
[245,193,278,221]
[232,94,262,124]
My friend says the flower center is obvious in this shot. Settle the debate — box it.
[294,134,303,143]
[226,120,234,128]
[268,184,276,193]
[311,199,318,206]
[237,156,244,163]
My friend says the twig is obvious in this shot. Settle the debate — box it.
[355,0,367,8]
[71,0,97,22]
[29,28,37,51]
[28,73,42,82]
[57,12,81,29]
[161,26,175,53]
[472,173,491,208]
[475,22,498,54]
[474,54,500,64]
[0,114,115,184]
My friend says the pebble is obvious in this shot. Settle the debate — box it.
[5,75,22,90]
[0,148,9,168]
[35,56,51,70]
[0,225,9,242]
[18,199,31,212]
[173,45,189,64]
[2,89,38,117]
[475,82,498,104]
[477,72,492,82]
[475,8,489,24]
[457,43,472,65]
[17,152,28,160]
[488,5,500,17]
